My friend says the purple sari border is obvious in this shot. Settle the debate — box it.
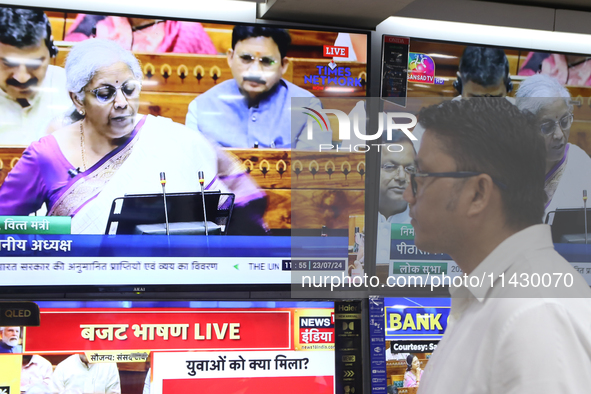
[205,176,218,190]
[219,173,246,181]
[53,116,148,206]
[544,144,569,209]
[49,116,148,217]
[71,193,100,217]
[235,190,266,206]
[545,144,569,181]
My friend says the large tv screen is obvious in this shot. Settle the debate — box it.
[374,34,591,286]
[0,300,336,394]
[0,6,370,290]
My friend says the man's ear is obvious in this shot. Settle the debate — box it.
[466,174,495,217]
[280,57,289,75]
[227,48,234,68]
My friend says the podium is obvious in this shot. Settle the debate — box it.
[105,191,235,235]
[546,208,591,243]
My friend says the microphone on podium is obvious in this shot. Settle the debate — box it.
[160,172,170,236]
[198,171,208,236]
[584,190,588,244]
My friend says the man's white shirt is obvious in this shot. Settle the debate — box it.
[418,224,591,394]
[51,354,121,394]
[21,354,53,391]
[0,65,70,146]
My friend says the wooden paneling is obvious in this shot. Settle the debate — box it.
[291,189,365,229]
[569,121,591,155]
[65,13,78,35]
[48,16,66,41]
[264,189,291,229]
[139,92,196,125]
[0,147,24,186]
[204,28,231,54]
[53,49,366,97]
[230,150,365,190]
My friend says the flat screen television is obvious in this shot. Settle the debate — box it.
[368,296,450,394]
[373,33,591,286]
[0,300,337,394]
[0,6,371,294]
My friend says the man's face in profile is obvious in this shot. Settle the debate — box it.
[403,131,464,254]
[228,36,288,102]
[1,326,20,347]
[0,41,50,101]
[379,142,415,217]
[461,78,507,98]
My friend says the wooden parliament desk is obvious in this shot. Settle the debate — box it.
[0,148,365,231]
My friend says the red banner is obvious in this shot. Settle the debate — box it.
[163,376,334,394]
[24,309,292,353]
[323,45,349,57]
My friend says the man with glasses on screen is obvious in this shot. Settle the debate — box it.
[376,131,415,264]
[403,98,591,393]
[0,8,70,145]
[185,25,331,149]
[411,46,513,149]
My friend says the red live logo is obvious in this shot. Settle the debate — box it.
[323,45,349,57]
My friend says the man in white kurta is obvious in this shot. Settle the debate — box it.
[0,8,71,146]
[0,64,70,145]
[51,354,121,394]
[21,354,53,392]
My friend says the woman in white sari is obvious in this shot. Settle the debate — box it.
[0,39,265,234]
[516,73,591,223]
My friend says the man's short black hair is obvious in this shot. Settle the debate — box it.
[418,98,546,229]
[459,46,509,87]
[232,25,291,58]
[0,7,49,49]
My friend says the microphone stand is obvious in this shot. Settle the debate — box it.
[160,172,170,236]
[199,171,208,236]
[584,190,588,244]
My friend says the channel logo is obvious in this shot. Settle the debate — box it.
[302,107,330,132]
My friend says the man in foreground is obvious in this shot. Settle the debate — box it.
[403,98,591,393]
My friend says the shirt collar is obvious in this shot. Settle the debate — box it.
[24,356,37,368]
[467,224,553,302]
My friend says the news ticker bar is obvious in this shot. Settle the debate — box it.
[0,257,348,287]
[0,234,348,258]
